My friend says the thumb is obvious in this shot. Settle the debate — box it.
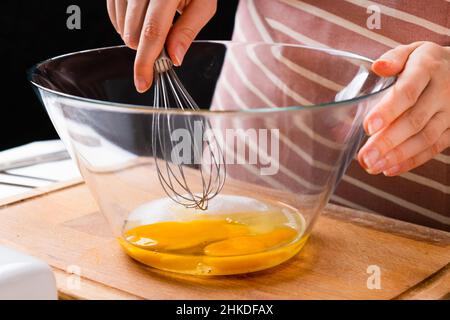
[372,41,424,77]
[166,0,217,66]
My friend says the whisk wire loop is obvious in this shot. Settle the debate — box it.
[151,49,226,210]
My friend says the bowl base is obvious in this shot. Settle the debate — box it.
[118,195,308,275]
[118,234,309,275]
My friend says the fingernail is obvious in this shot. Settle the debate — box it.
[383,164,400,176]
[135,76,148,93]
[375,59,392,68]
[368,117,383,135]
[369,158,386,174]
[363,149,380,168]
[173,44,185,66]
[372,59,394,77]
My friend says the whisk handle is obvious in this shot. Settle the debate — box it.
[155,48,173,73]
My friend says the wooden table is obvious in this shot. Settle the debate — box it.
[0,178,449,300]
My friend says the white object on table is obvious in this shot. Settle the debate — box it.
[0,141,80,298]
[0,140,81,200]
[0,246,57,300]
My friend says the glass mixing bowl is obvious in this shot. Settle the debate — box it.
[30,41,395,275]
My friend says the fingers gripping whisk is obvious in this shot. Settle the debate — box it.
[154,49,173,73]
[151,48,226,210]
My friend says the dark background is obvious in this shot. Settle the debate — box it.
[0,0,238,150]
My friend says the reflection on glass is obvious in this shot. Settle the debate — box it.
[30,42,395,275]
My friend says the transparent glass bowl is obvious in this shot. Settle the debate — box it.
[30,41,395,275]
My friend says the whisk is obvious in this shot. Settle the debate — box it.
[151,48,226,210]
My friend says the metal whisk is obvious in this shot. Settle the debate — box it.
[151,48,226,210]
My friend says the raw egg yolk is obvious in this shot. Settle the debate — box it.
[124,220,249,251]
[203,227,298,256]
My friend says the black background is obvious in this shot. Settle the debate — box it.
[0,0,238,150]
[0,300,441,317]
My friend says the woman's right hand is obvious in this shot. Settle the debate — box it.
[107,0,217,93]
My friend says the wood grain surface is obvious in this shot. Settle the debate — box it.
[0,179,449,300]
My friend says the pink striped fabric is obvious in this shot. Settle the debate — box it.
[217,0,450,231]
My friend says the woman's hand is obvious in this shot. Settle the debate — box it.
[107,0,217,93]
[358,42,450,176]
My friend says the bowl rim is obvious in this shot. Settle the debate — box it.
[28,41,396,115]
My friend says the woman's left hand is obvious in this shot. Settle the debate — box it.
[358,41,450,176]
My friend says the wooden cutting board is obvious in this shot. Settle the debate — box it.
[0,178,449,300]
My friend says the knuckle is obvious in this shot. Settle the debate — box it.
[380,134,395,151]
[407,109,427,132]
[422,41,440,52]
[407,156,417,169]
[396,44,410,53]
[392,146,405,163]
[422,55,441,73]
[435,112,448,130]
[400,83,420,106]
[383,104,397,125]
[421,126,439,145]
[431,142,441,156]
[143,19,163,40]
[178,26,196,42]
